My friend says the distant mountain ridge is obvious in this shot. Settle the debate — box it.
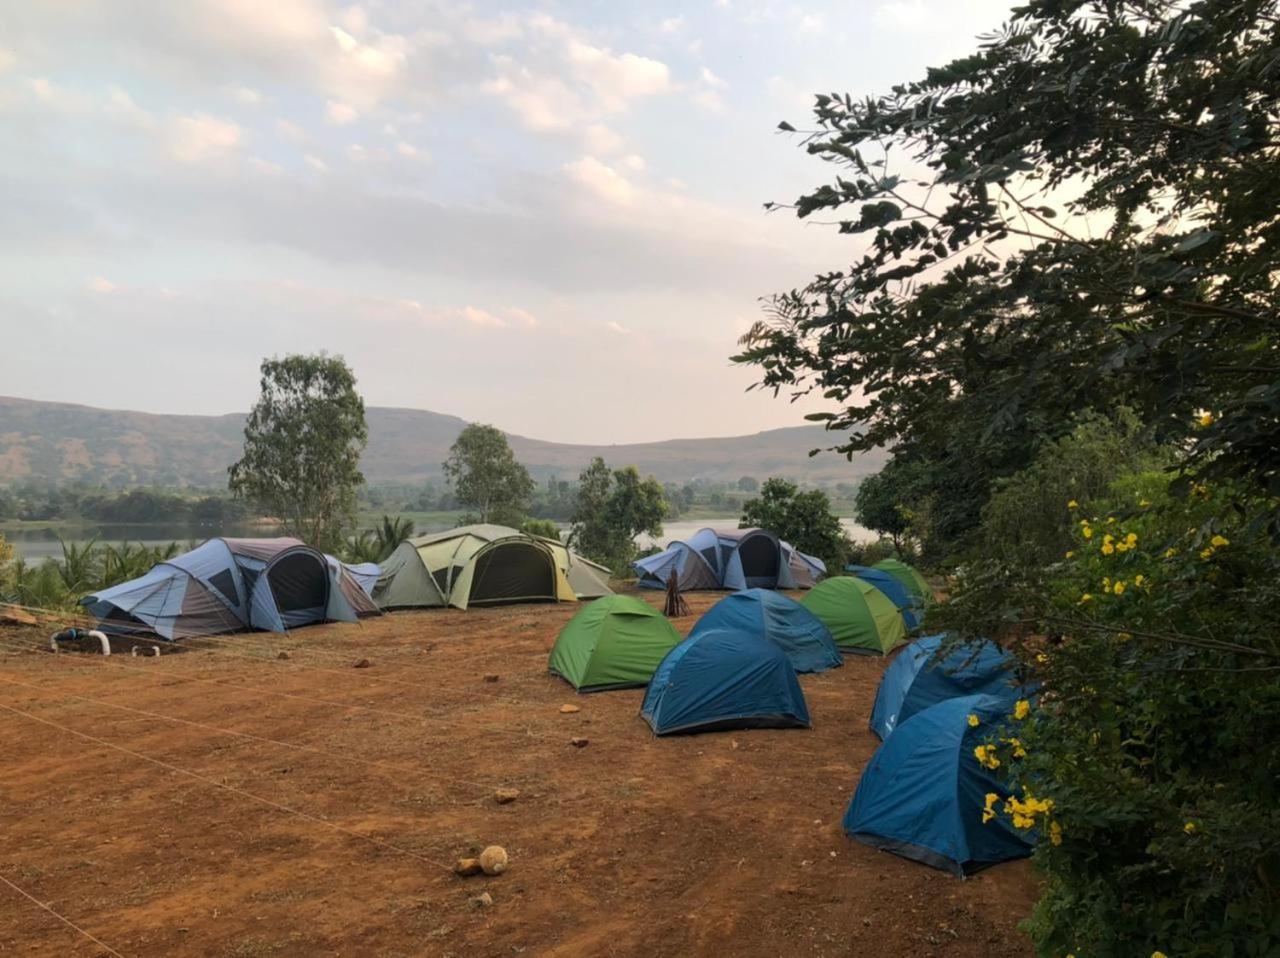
[0,396,884,488]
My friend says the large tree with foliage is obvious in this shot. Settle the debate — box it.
[736,0,1280,543]
[740,478,849,570]
[733,3,1280,953]
[442,424,535,526]
[570,458,667,572]
[228,353,366,552]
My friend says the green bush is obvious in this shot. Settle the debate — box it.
[941,476,1280,957]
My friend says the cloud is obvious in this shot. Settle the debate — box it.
[396,141,421,158]
[326,100,358,124]
[583,123,623,154]
[230,85,262,105]
[168,114,243,162]
[621,154,646,172]
[606,320,631,335]
[564,156,636,206]
[565,40,670,108]
[660,16,685,33]
[86,277,115,293]
[276,119,306,141]
[303,153,328,171]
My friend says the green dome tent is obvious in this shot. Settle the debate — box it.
[549,595,683,692]
[872,559,932,602]
[801,576,907,655]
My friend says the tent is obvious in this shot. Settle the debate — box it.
[548,595,682,692]
[633,527,826,591]
[689,589,842,674]
[374,525,612,610]
[870,634,1033,739]
[82,537,381,641]
[641,628,811,735]
[843,693,1034,876]
[872,559,932,602]
[847,565,923,630]
[800,576,907,655]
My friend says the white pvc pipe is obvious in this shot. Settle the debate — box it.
[88,630,110,656]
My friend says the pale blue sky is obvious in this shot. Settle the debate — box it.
[1,0,1014,443]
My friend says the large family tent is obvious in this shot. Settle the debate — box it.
[872,559,932,603]
[870,634,1032,740]
[633,527,825,592]
[847,565,923,630]
[548,595,682,692]
[800,576,907,655]
[374,525,612,610]
[82,537,380,641]
[843,693,1034,876]
[689,589,841,674]
[641,628,811,735]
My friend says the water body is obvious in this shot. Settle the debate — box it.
[5,517,873,561]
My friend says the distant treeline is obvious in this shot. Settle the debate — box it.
[0,484,251,525]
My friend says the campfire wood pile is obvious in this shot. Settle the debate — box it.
[662,569,690,618]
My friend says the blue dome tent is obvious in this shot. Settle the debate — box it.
[633,527,825,591]
[641,628,811,735]
[82,537,380,641]
[846,564,923,630]
[689,589,842,674]
[870,634,1032,739]
[844,693,1034,876]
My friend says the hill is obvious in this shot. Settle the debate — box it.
[0,396,884,488]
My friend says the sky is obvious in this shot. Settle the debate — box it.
[0,0,1016,444]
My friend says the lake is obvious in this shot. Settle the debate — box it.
[5,517,873,561]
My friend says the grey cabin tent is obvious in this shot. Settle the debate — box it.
[82,537,381,640]
[633,527,826,591]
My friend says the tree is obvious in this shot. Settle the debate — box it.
[521,517,561,541]
[228,353,366,552]
[735,0,1280,537]
[853,471,911,553]
[740,478,849,570]
[737,476,759,493]
[443,424,535,526]
[570,458,667,571]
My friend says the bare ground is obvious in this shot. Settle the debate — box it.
[0,591,1037,957]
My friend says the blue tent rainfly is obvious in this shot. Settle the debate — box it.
[633,527,825,591]
[640,628,812,735]
[844,693,1035,877]
[846,564,924,630]
[689,588,841,674]
[869,634,1033,740]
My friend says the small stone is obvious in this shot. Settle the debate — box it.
[494,788,520,805]
[569,737,589,748]
[483,674,500,683]
[479,845,508,875]
[453,858,483,877]
[353,658,372,669]
[277,651,290,661]
[470,892,493,908]
[558,704,581,714]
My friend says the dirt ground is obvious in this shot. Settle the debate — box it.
[0,591,1037,957]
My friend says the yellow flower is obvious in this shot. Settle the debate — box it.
[1139,498,1151,507]
[1153,952,1168,958]
[1126,532,1138,545]
[1134,574,1145,587]
[1200,546,1215,560]
[1067,499,1079,509]
[1116,631,1132,643]
[1013,699,1031,721]
[1184,821,1198,834]
[1101,542,1115,555]
[1082,526,1094,539]
[1107,517,1116,525]
[1049,821,1063,845]
[1198,412,1213,427]
[985,792,999,810]
[1078,593,1093,604]
[1210,534,1229,548]
[1035,652,1049,665]
[1115,541,1130,553]
[982,808,996,823]
[967,713,980,727]
[1064,550,1075,559]
[1006,737,1028,758]
[1113,580,1126,596]
[974,745,1001,770]
[1164,547,1177,559]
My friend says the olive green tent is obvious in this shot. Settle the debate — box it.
[374,525,612,610]
[872,559,932,602]
[800,576,907,655]
[549,595,682,692]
